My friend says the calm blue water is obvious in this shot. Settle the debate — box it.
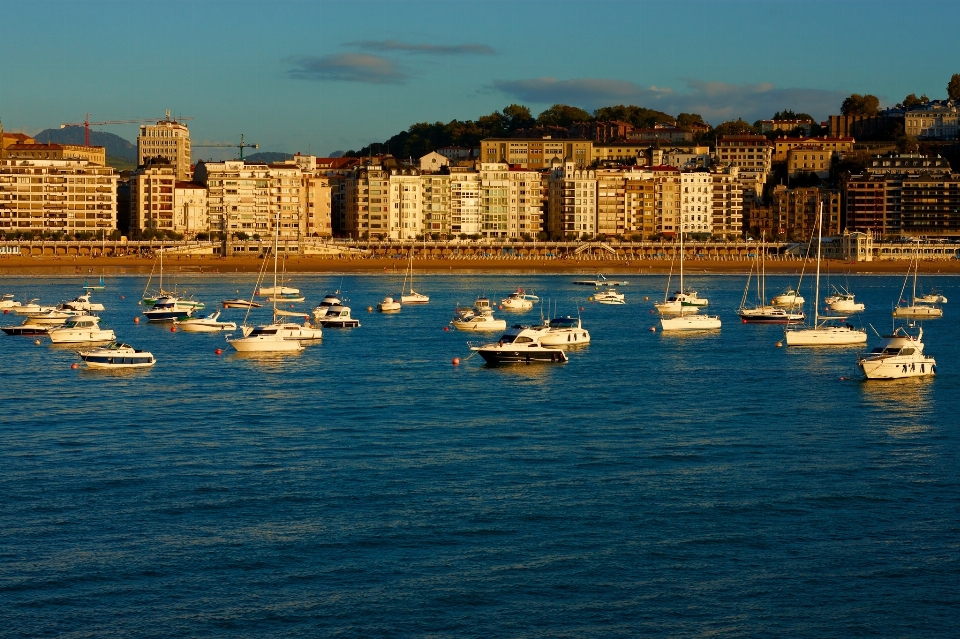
[2,271,959,637]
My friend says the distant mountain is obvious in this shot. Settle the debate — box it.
[33,128,137,161]
[243,151,294,164]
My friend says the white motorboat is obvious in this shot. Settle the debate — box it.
[48,315,115,344]
[26,308,82,325]
[312,293,342,318]
[13,300,56,316]
[573,274,628,286]
[79,342,156,369]
[377,297,401,313]
[60,293,105,312]
[738,235,804,324]
[540,316,591,347]
[916,292,948,304]
[500,288,538,311]
[452,309,507,332]
[2,319,52,336]
[825,286,865,313]
[771,289,804,307]
[0,294,22,310]
[857,325,936,380]
[593,288,625,305]
[400,252,429,304]
[176,311,238,333]
[222,298,263,309]
[258,285,300,297]
[785,204,867,346]
[143,295,195,322]
[893,250,943,318]
[316,305,360,328]
[470,325,568,364]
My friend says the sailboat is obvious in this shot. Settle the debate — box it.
[258,256,305,302]
[784,203,866,346]
[654,233,708,313]
[229,212,306,353]
[893,245,944,318]
[659,230,720,331]
[400,251,429,304]
[140,250,205,309]
[83,276,106,292]
[738,233,805,324]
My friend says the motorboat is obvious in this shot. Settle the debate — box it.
[540,316,591,347]
[573,274,628,286]
[473,296,494,312]
[1,319,51,336]
[79,342,156,368]
[916,292,948,304]
[857,325,936,380]
[258,285,303,303]
[0,294,22,310]
[500,288,538,311]
[784,204,866,347]
[470,325,568,364]
[401,253,429,304]
[893,251,943,318]
[268,309,323,340]
[377,297,401,313]
[13,300,56,316]
[313,293,342,318]
[593,288,625,305]
[265,292,306,303]
[316,305,360,328]
[143,295,195,322]
[229,324,303,352]
[771,289,804,307]
[222,298,262,309]
[661,312,721,331]
[451,309,507,332]
[48,315,115,344]
[825,286,865,313]
[176,310,238,333]
[25,308,81,326]
[60,293,105,312]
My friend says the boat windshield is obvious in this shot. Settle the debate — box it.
[550,318,578,328]
[250,328,278,336]
[499,334,517,344]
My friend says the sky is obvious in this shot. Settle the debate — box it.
[1,0,958,160]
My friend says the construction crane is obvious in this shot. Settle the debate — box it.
[60,110,193,147]
[193,134,259,160]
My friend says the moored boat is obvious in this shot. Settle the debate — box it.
[316,305,360,328]
[176,311,238,333]
[470,325,568,364]
[540,316,591,347]
[377,297,401,312]
[79,342,156,369]
[857,325,936,380]
[48,315,115,343]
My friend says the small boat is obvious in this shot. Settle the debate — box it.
[771,288,804,307]
[265,292,306,303]
[400,253,429,304]
[312,293,342,319]
[660,311,721,331]
[500,288,538,311]
[0,294,22,310]
[916,292,948,304]
[738,306,805,324]
[540,316,591,347]
[82,276,106,291]
[1,319,50,336]
[593,288,625,305]
[574,274,628,286]
[176,311,238,333]
[857,325,936,380]
[13,300,56,316]
[317,305,360,328]
[229,325,303,352]
[79,342,156,369]
[26,308,82,326]
[222,298,262,309]
[270,309,323,340]
[377,297,401,313]
[893,252,943,318]
[452,309,507,332]
[655,233,708,312]
[60,293,105,312]
[825,286,865,313]
[470,325,568,364]
[48,315,115,344]
[143,295,195,322]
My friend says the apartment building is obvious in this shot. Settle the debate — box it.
[421,173,450,236]
[5,143,106,166]
[303,175,334,237]
[0,158,117,234]
[649,166,681,236]
[389,169,424,240]
[866,153,952,176]
[845,175,895,237]
[904,101,959,140]
[481,138,592,169]
[138,118,192,181]
[624,170,657,238]
[679,172,713,234]
[592,142,650,164]
[711,167,743,239]
[628,124,691,143]
[548,162,597,239]
[595,169,627,238]
[773,136,854,162]
[786,145,834,178]
[715,135,773,174]
[478,163,509,238]
[449,167,481,236]
[900,175,960,237]
[771,185,841,239]
[174,182,208,236]
[343,164,389,238]
[759,119,815,135]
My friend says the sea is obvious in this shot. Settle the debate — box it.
[1,270,958,638]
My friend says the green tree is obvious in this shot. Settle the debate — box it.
[840,94,880,116]
[771,110,814,121]
[593,104,673,128]
[502,104,534,131]
[676,112,705,128]
[536,104,592,127]
[947,74,960,101]
[898,94,929,109]
[713,119,757,137]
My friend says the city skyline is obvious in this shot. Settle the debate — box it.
[1,0,959,160]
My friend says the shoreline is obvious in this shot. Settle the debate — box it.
[1,255,959,277]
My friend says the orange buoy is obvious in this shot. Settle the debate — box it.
[650,326,656,332]
[580,306,585,311]
[121,295,125,299]
[34,339,41,345]
[3,310,7,314]
[452,357,461,365]
[215,348,222,355]
[776,341,783,347]
[644,296,649,301]
[71,362,79,369]
[443,326,449,331]
[134,317,140,323]
[367,306,373,312]
[171,326,177,332]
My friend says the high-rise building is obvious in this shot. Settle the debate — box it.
[449,168,481,236]
[679,172,713,234]
[711,167,743,239]
[771,185,841,240]
[389,168,424,240]
[344,163,389,239]
[548,162,597,239]
[138,117,192,181]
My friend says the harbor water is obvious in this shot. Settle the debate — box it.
[2,272,959,637]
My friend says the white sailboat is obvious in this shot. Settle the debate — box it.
[785,203,867,346]
[659,230,720,331]
[654,235,708,314]
[400,251,429,304]
[893,245,944,318]
[738,233,805,324]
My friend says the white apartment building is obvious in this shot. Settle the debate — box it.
[479,163,509,238]
[174,182,208,236]
[422,174,450,236]
[548,161,597,239]
[130,163,175,235]
[138,118,192,181]
[904,101,959,140]
[507,166,544,238]
[0,158,117,234]
[649,167,681,236]
[389,169,424,240]
[680,172,713,234]
[449,168,480,236]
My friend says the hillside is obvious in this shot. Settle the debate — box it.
[33,128,137,161]
[243,151,294,164]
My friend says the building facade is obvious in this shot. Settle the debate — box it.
[481,138,592,169]
[5,143,106,166]
[711,166,744,239]
[771,185,841,240]
[773,136,854,162]
[679,172,713,234]
[548,162,597,239]
[138,118,192,181]
[904,101,959,140]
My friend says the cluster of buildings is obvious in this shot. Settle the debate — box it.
[0,103,957,242]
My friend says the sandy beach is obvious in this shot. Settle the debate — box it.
[2,254,959,277]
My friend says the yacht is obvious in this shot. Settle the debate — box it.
[916,292,948,304]
[176,311,238,333]
[452,309,506,332]
[661,313,722,331]
[26,308,81,325]
[857,325,936,379]
[143,295,195,322]
[60,293,105,312]
[0,294,22,310]
[2,318,51,336]
[540,316,591,347]
[377,297,402,313]
[825,286,865,313]
[48,315,115,344]
[573,274,629,286]
[312,293,342,319]
[738,235,804,324]
[317,305,360,328]
[400,253,429,304]
[79,342,156,369]
[893,251,943,318]
[771,289,804,307]
[14,300,56,316]
[500,288,538,311]
[222,298,262,309]
[470,325,568,364]
[655,230,709,314]
[593,288,625,305]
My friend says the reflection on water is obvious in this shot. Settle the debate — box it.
[860,376,935,429]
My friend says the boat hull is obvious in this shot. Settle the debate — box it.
[785,327,867,346]
[893,306,942,318]
[660,316,722,331]
[222,299,262,309]
[229,336,302,352]
[49,329,116,343]
[452,319,507,331]
[477,346,567,364]
[2,325,49,336]
[858,356,936,379]
[540,330,590,346]
[178,321,237,333]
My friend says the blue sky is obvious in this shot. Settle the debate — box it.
[1,0,958,160]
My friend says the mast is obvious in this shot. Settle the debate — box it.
[158,249,163,294]
[912,241,919,303]
[814,202,822,326]
[272,210,279,319]
[760,232,765,305]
